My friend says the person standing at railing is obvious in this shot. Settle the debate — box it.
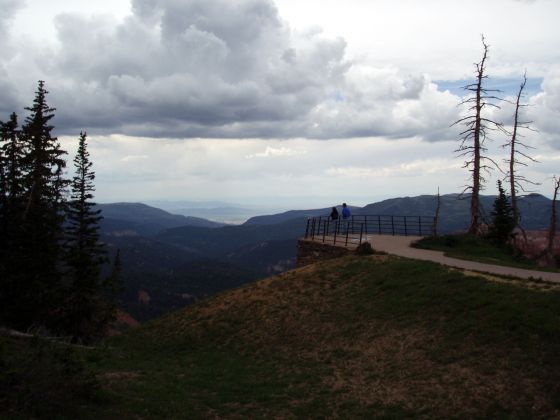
[330,207,339,220]
[342,203,351,219]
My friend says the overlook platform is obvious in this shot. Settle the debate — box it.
[301,216,560,284]
[304,214,435,248]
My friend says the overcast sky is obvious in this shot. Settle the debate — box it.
[1,0,559,210]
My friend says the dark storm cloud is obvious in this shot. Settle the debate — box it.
[37,0,347,138]
[0,0,20,31]
[0,0,24,115]
[1,0,459,140]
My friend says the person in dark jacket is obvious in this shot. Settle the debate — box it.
[330,206,339,220]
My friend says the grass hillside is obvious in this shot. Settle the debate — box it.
[3,255,560,418]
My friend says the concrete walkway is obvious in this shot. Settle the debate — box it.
[310,234,560,284]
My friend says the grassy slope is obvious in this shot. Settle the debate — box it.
[4,255,560,418]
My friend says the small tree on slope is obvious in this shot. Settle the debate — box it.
[487,180,515,246]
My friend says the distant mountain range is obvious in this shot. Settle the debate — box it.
[99,193,558,321]
[244,193,556,233]
[98,202,225,236]
[244,205,361,225]
[144,200,285,224]
[358,193,555,233]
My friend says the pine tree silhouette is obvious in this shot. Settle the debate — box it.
[488,180,515,246]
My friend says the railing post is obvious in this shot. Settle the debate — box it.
[364,215,368,235]
[305,218,310,238]
[322,220,327,243]
[404,216,408,236]
[418,216,422,236]
[391,216,395,236]
[345,225,350,247]
[359,223,364,245]
[311,218,316,240]
[333,220,338,245]
[378,215,381,234]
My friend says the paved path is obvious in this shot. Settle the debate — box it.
[310,234,560,284]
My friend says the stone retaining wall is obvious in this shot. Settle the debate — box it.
[296,239,353,267]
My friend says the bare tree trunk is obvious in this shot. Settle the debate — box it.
[468,39,487,235]
[504,72,539,227]
[432,188,441,236]
[453,36,504,236]
[546,176,560,260]
[508,78,522,224]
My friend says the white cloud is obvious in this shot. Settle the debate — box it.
[121,154,149,162]
[527,67,560,146]
[246,146,307,158]
[326,160,462,179]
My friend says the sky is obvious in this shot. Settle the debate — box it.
[1,0,559,210]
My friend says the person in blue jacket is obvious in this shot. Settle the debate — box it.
[341,202,351,219]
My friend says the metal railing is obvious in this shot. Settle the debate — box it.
[304,214,435,247]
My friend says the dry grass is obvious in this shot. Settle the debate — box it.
[92,254,560,418]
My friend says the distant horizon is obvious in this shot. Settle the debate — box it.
[95,191,556,225]
[96,190,555,210]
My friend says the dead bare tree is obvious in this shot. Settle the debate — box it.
[431,187,441,237]
[453,36,504,235]
[502,71,540,225]
[545,176,560,263]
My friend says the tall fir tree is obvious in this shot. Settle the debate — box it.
[63,132,111,339]
[66,132,104,281]
[0,119,7,302]
[0,121,5,207]
[15,80,69,329]
[0,112,27,324]
[1,113,24,206]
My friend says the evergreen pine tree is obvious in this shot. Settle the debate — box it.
[0,122,6,206]
[1,113,25,206]
[0,119,7,303]
[488,180,515,246]
[0,112,27,324]
[63,132,110,339]
[16,80,69,329]
[66,132,104,281]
